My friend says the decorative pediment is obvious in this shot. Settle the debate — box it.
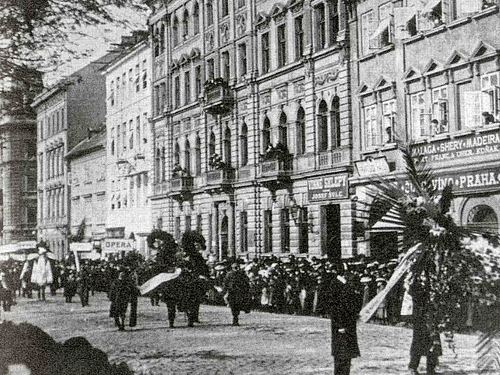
[270,3,286,18]
[286,0,304,13]
[256,12,270,30]
[179,54,190,65]
[170,60,180,71]
[422,58,444,76]
[356,82,371,96]
[402,67,421,82]
[470,40,499,59]
[373,75,394,91]
[190,48,201,60]
[445,49,469,67]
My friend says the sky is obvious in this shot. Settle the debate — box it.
[44,7,149,86]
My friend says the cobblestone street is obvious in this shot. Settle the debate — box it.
[2,293,481,375]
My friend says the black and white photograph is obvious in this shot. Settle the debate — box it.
[1,0,500,374]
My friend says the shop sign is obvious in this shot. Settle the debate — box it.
[412,128,500,163]
[398,166,500,195]
[102,239,135,252]
[307,173,348,202]
[70,243,93,252]
[355,157,390,177]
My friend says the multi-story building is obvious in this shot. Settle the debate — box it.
[102,32,153,258]
[0,73,41,246]
[32,53,118,260]
[350,0,500,260]
[149,0,354,262]
[66,127,107,247]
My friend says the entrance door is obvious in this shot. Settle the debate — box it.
[321,204,341,263]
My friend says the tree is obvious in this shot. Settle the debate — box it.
[359,144,500,372]
[0,0,148,115]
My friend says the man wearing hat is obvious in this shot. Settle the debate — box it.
[31,246,53,301]
[223,262,251,326]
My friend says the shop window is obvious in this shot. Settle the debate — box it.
[467,204,498,234]
[281,209,290,252]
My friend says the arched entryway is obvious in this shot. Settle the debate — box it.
[466,204,498,234]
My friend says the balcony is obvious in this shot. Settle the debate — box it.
[317,147,351,170]
[204,168,234,194]
[258,158,292,194]
[169,176,193,202]
[203,78,233,115]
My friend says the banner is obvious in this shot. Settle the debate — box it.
[359,243,421,323]
[139,269,182,295]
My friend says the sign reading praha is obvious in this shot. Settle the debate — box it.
[307,173,348,202]
[399,166,500,195]
[102,239,135,252]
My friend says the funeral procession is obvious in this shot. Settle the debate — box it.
[1,0,500,374]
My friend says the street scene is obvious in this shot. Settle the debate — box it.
[1,292,479,375]
[1,0,500,374]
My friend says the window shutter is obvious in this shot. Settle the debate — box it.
[463,91,482,128]
[368,18,381,50]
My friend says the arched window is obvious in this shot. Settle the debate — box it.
[331,96,341,148]
[262,116,271,153]
[279,112,288,151]
[173,16,179,46]
[297,107,306,155]
[209,131,216,169]
[160,23,165,54]
[467,205,499,234]
[195,135,202,175]
[155,147,161,182]
[240,123,248,166]
[183,9,189,39]
[206,0,214,26]
[223,127,231,166]
[161,146,166,181]
[193,2,200,35]
[184,140,191,174]
[154,27,160,57]
[174,142,180,165]
[318,100,328,151]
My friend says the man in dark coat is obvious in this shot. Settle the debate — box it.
[408,276,442,375]
[223,262,251,326]
[329,270,363,375]
[109,271,132,331]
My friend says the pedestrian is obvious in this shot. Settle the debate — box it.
[63,268,78,303]
[408,274,441,375]
[77,266,91,307]
[30,247,53,301]
[223,262,251,326]
[129,269,139,328]
[329,269,363,375]
[108,271,132,331]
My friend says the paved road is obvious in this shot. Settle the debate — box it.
[2,293,480,374]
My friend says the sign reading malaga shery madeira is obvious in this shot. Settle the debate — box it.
[410,128,500,194]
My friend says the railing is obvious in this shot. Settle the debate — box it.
[153,182,168,196]
[206,169,234,185]
[259,158,292,177]
[203,80,233,114]
[170,176,193,192]
[317,147,350,169]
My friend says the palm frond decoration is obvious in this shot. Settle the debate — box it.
[357,143,500,373]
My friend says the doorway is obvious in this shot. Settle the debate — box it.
[321,204,341,263]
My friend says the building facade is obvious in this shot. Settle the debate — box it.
[66,128,107,248]
[149,0,355,262]
[350,0,500,260]
[0,76,39,246]
[33,53,117,260]
[103,33,153,259]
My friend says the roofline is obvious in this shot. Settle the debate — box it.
[101,40,150,76]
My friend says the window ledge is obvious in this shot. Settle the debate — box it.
[359,44,394,62]
[361,143,397,156]
[472,5,499,20]
[447,16,471,30]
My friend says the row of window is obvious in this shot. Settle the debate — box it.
[362,0,495,55]
[39,147,64,181]
[39,187,65,221]
[109,60,148,107]
[163,98,341,178]
[110,174,149,210]
[170,66,204,110]
[38,108,65,140]
[362,71,500,149]
[110,113,148,156]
